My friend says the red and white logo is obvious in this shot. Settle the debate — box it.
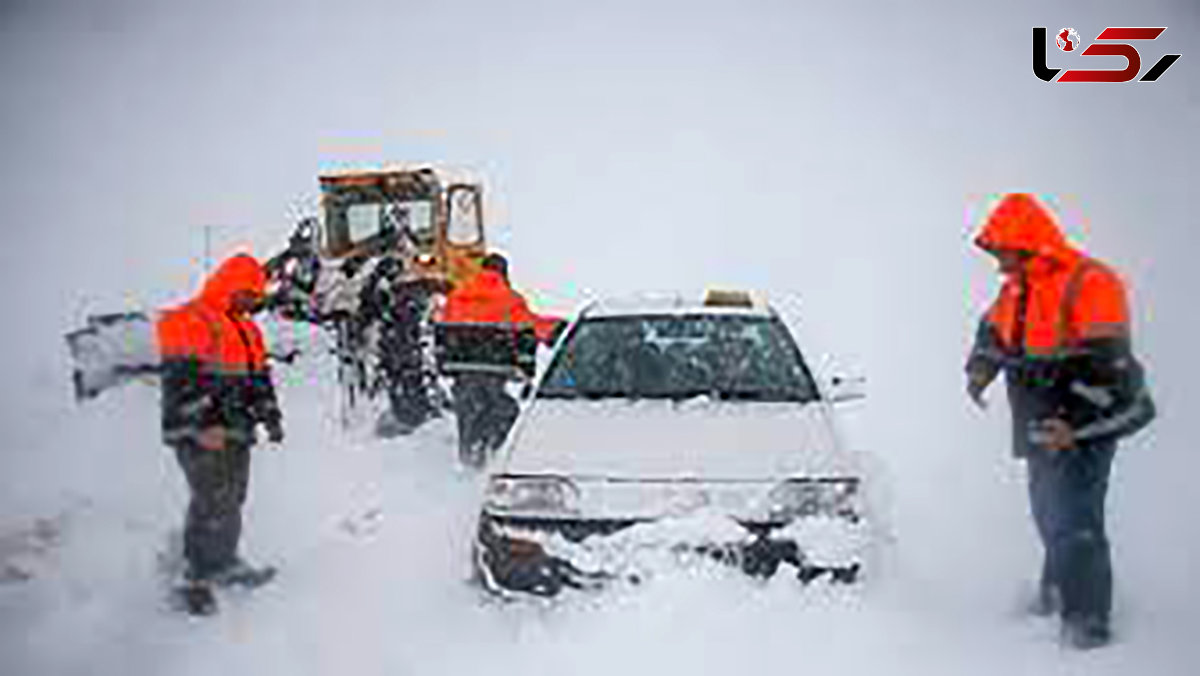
[1033,26,1181,82]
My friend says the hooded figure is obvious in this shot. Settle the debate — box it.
[156,253,282,613]
[966,194,1155,649]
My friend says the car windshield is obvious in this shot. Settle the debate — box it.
[538,314,820,403]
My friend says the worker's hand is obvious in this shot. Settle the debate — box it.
[548,320,568,345]
[1031,418,1076,452]
[265,420,285,444]
[197,426,227,452]
[967,374,990,410]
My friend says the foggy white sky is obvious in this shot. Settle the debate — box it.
[0,0,1197,641]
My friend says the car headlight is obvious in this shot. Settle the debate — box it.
[485,475,581,515]
[766,478,860,521]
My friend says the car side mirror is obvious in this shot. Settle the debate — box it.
[827,375,866,404]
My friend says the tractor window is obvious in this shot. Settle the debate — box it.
[342,199,434,247]
[447,186,482,245]
[346,203,382,243]
[397,200,435,243]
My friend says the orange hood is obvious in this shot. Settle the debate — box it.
[197,254,266,312]
[974,193,1080,268]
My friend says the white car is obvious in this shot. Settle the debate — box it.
[473,290,871,597]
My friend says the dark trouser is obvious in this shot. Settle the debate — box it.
[381,295,438,429]
[452,374,519,466]
[1026,440,1116,625]
[388,374,436,428]
[383,342,437,429]
[173,442,251,581]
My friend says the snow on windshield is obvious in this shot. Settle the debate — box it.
[539,315,819,402]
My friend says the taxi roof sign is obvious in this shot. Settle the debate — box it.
[703,288,754,308]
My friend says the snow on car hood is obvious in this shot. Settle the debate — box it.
[501,397,854,480]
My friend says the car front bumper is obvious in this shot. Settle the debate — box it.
[474,511,866,597]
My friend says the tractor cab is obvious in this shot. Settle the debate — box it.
[260,164,502,432]
[318,166,488,287]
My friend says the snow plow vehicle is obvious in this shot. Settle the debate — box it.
[264,165,494,431]
[472,290,873,597]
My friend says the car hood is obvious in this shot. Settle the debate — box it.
[501,398,853,481]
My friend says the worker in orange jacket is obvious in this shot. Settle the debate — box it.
[157,253,283,614]
[441,253,562,343]
[966,194,1155,649]
[439,253,563,466]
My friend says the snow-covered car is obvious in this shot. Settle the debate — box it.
[472,290,871,597]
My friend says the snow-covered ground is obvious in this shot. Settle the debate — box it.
[2,339,1197,676]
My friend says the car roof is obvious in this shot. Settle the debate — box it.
[579,291,776,319]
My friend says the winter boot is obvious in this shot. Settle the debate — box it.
[174,580,218,616]
[1027,584,1062,618]
[213,558,277,589]
[1061,616,1112,650]
[458,436,487,469]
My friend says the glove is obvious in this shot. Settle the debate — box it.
[545,319,568,346]
[197,426,227,452]
[265,419,285,444]
[1028,418,1075,452]
[966,373,989,410]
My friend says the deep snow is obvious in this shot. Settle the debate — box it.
[2,334,1197,676]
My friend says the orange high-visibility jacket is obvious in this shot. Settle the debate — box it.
[967,194,1155,456]
[975,193,1129,357]
[439,269,561,343]
[156,254,280,447]
[158,254,269,371]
